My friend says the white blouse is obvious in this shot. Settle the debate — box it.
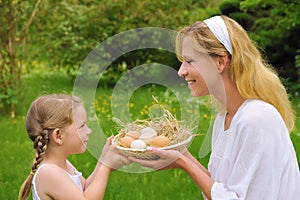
[207,99,300,199]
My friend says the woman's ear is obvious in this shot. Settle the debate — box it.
[51,128,63,145]
[214,55,230,73]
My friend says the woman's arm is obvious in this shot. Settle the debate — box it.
[183,150,210,176]
[176,155,214,200]
[129,148,214,199]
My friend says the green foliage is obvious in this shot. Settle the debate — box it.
[26,0,220,77]
[219,0,300,96]
[1,70,299,200]
[1,0,300,116]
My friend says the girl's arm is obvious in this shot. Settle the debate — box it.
[84,136,131,190]
[83,164,112,199]
[84,159,102,189]
[39,136,130,200]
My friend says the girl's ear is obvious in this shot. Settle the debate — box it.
[215,55,230,73]
[51,128,63,145]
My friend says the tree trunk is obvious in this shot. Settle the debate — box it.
[0,0,42,117]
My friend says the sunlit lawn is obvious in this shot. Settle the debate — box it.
[0,70,299,200]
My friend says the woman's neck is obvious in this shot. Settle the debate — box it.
[214,76,245,117]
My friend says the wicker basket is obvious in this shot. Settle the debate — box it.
[112,133,193,160]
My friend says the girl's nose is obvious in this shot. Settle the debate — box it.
[178,63,188,77]
[87,127,92,135]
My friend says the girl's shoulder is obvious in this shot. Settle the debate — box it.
[34,163,84,199]
[35,163,70,184]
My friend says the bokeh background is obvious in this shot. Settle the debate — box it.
[0,0,299,199]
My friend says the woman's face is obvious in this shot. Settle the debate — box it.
[178,37,221,97]
[63,104,92,154]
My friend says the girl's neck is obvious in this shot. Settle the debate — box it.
[43,149,68,171]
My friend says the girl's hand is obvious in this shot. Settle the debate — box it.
[99,135,131,170]
[129,147,186,170]
[99,135,114,161]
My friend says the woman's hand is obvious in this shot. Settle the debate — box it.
[99,135,131,170]
[129,147,187,170]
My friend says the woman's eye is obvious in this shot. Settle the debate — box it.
[186,60,192,64]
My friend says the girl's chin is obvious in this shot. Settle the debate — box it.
[78,146,87,154]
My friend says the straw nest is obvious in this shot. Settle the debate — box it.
[112,97,194,160]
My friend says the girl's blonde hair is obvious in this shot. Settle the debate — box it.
[176,15,295,133]
[18,94,82,200]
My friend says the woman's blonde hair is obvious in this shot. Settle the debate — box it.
[176,15,295,133]
[18,94,82,200]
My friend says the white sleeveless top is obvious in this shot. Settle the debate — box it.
[32,161,83,200]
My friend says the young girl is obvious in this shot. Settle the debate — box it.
[130,15,300,199]
[18,94,130,200]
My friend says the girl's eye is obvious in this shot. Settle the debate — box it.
[80,123,86,128]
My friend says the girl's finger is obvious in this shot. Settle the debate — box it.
[107,135,114,143]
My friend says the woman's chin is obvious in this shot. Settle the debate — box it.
[189,89,199,97]
[190,90,206,98]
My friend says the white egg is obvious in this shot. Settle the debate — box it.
[140,127,157,137]
[140,127,157,143]
[130,139,147,149]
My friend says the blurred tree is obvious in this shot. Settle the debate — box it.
[0,0,225,115]
[27,0,221,80]
[0,0,42,117]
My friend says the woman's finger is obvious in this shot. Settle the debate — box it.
[128,157,157,168]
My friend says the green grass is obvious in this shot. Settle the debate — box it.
[0,70,299,200]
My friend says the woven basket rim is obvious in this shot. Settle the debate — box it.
[112,134,193,152]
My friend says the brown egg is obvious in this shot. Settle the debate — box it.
[119,136,135,148]
[149,135,170,148]
[126,131,141,139]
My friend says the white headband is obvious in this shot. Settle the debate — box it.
[204,16,232,55]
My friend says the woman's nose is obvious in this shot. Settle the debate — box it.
[178,63,188,77]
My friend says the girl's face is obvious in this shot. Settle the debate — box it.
[178,37,221,97]
[63,104,92,154]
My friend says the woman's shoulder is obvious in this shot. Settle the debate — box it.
[243,99,276,111]
[239,99,281,121]
[235,99,287,133]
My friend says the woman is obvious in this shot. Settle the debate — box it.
[130,15,299,199]
[19,94,130,200]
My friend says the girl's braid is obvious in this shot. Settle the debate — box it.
[31,129,49,173]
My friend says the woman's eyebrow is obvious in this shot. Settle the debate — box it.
[182,55,194,61]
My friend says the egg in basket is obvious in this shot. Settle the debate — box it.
[112,97,194,160]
